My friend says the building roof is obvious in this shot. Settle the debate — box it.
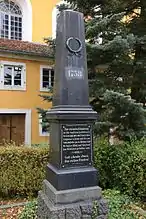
[0,38,53,58]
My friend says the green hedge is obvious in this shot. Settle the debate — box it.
[0,139,146,200]
[94,138,146,200]
[0,146,49,198]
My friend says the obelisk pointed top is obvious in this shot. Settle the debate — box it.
[53,10,89,107]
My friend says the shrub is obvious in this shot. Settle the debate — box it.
[103,189,144,219]
[1,138,146,200]
[31,143,49,148]
[94,138,146,200]
[18,201,37,219]
[0,146,49,198]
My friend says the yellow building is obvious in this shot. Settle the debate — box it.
[0,0,60,145]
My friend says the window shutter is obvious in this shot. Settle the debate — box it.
[23,66,26,90]
[0,64,4,88]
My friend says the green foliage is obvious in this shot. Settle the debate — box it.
[92,200,99,218]
[38,1,146,140]
[37,91,53,133]
[31,143,49,148]
[18,201,37,219]
[103,190,144,219]
[93,90,146,140]
[94,138,146,200]
[64,0,146,140]
[19,190,145,219]
[0,146,49,198]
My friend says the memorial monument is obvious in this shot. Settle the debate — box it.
[37,10,108,219]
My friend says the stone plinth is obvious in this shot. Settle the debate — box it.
[37,180,108,219]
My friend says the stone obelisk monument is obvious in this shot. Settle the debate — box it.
[37,10,108,219]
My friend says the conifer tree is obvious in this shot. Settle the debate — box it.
[38,0,146,140]
[65,0,146,140]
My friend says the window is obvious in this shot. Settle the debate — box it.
[39,115,50,137]
[0,61,26,90]
[0,0,32,41]
[0,0,22,40]
[40,66,54,91]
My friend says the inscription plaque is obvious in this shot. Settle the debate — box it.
[65,67,84,80]
[61,124,92,168]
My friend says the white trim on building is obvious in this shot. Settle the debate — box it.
[52,0,66,39]
[15,0,32,41]
[0,60,26,91]
[0,109,31,145]
[0,1,23,40]
[40,65,54,92]
[39,115,50,137]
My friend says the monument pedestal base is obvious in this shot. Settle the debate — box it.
[46,164,98,190]
[37,180,108,219]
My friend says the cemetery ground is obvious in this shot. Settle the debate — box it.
[0,138,146,219]
[0,190,146,218]
[0,198,26,218]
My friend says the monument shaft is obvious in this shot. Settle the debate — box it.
[53,10,89,106]
[37,10,108,219]
[46,10,98,191]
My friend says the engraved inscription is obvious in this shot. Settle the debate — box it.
[65,67,84,80]
[61,124,92,167]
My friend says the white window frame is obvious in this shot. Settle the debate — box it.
[17,0,32,41]
[0,0,32,41]
[0,1,23,40]
[39,114,50,137]
[40,65,54,92]
[0,61,26,91]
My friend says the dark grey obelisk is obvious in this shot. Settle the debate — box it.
[37,10,108,219]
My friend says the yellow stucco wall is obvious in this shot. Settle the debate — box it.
[0,56,54,144]
[0,1,63,144]
[31,0,60,43]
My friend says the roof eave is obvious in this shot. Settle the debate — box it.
[0,49,55,62]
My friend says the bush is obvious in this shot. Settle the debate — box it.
[103,190,144,219]
[94,138,146,200]
[18,201,37,219]
[0,146,49,198]
[31,143,49,148]
[1,138,145,200]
